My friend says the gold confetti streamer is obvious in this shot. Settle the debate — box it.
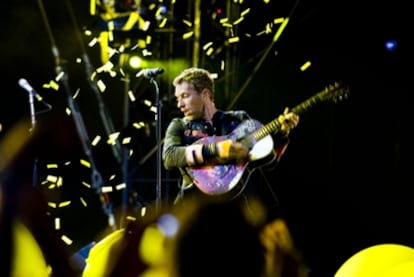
[61,235,73,245]
[80,197,87,207]
[80,159,91,168]
[300,61,312,71]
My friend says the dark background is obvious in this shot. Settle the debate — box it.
[1,1,413,276]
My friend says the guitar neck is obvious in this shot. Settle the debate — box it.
[250,98,313,141]
[250,82,348,141]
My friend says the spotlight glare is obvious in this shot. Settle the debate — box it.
[385,39,398,52]
[128,56,142,69]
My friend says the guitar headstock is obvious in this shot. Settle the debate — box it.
[291,82,350,115]
[321,81,350,103]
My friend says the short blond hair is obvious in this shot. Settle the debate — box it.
[173,67,215,100]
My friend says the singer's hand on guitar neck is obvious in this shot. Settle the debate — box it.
[277,107,300,135]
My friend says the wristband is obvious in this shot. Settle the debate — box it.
[185,144,204,166]
[202,143,217,160]
[216,139,232,159]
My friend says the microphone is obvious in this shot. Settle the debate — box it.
[137,68,164,79]
[18,78,44,102]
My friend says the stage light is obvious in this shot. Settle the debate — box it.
[118,52,148,71]
[127,55,143,69]
[385,39,398,52]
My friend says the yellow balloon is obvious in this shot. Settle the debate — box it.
[379,260,414,277]
[335,243,414,277]
[11,220,50,277]
[82,229,125,277]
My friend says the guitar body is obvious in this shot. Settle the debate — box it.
[188,119,274,197]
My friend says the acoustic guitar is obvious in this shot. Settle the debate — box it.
[188,82,350,198]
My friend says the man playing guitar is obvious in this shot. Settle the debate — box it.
[162,67,300,205]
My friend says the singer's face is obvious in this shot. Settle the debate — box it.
[175,82,205,121]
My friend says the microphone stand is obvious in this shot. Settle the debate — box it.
[37,0,116,230]
[27,88,39,187]
[150,77,162,212]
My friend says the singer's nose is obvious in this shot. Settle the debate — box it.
[177,98,183,108]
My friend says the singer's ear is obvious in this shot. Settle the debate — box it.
[201,89,210,100]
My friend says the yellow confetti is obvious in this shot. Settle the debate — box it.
[132,122,144,129]
[92,135,101,146]
[54,217,60,230]
[228,37,240,44]
[47,175,58,183]
[300,61,312,71]
[59,201,71,208]
[46,164,58,169]
[55,71,64,82]
[274,17,285,24]
[141,206,147,217]
[107,132,120,145]
[96,61,115,73]
[265,23,272,34]
[108,30,114,42]
[82,181,91,188]
[206,48,214,56]
[126,216,137,221]
[142,49,152,56]
[97,79,106,92]
[102,186,113,193]
[84,29,92,36]
[233,17,244,25]
[203,42,213,50]
[90,71,97,81]
[183,31,194,40]
[73,88,80,99]
[108,21,115,31]
[61,235,73,245]
[241,8,250,17]
[143,21,151,32]
[88,37,98,47]
[80,159,91,168]
[109,174,116,180]
[116,183,126,190]
[128,90,136,102]
[219,18,229,24]
[57,176,63,187]
[48,202,57,208]
[158,18,167,28]
[256,30,266,36]
[80,197,87,207]
[65,107,71,116]
[122,137,131,144]
[182,19,192,27]
[42,80,59,91]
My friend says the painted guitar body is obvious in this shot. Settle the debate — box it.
[189,119,274,196]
